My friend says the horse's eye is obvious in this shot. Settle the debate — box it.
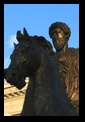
[21,50,25,54]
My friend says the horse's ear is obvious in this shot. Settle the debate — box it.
[14,42,17,49]
[23,27,29,38]
[23,27,33,44]
[16,30,24,43]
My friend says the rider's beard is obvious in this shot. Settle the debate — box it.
[52,37,66,51]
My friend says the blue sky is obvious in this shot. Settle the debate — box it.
[4,4,79,69]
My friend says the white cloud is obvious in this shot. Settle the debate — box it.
[8,34,18,48]
[4,34,18,68]
[4,58,10,68]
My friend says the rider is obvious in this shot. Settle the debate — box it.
[48,22,79,113]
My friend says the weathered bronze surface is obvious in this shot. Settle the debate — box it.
[4,22,79,116]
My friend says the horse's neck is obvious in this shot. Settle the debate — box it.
[33,53,57,91]
[22,54,58,115]
[21,51,78,116]
[27,50,68,102]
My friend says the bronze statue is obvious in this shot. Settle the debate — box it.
[4,28,78,116]
[49,22,79,113]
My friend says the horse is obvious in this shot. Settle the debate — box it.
[4,28,78,116]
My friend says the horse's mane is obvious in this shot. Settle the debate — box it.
[32,35,56,56]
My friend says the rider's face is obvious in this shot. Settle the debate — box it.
[50,28,67,51]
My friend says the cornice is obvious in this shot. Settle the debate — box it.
[4,77,29,100]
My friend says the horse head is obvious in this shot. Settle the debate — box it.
[4,28,41,89]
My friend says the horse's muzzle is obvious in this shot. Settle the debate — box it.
[5,68,26,89]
